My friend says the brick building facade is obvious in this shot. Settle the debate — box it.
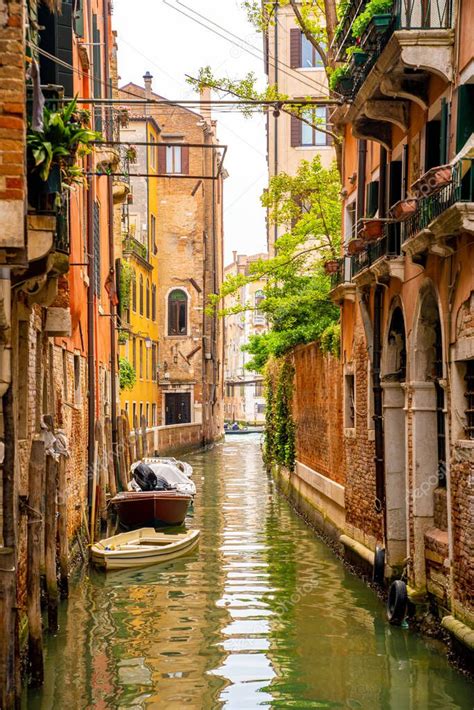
[269,0,474,658]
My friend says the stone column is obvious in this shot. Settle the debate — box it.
[382,382,408,569]
[410,381,438,591]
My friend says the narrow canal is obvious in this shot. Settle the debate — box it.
[25,437,473,709]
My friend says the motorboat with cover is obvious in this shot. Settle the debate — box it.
[91,527,200,571]
[129,460,196,496]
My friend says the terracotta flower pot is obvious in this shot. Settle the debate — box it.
[347,238,365,255]
[361,219,383,241]
[411,165,453,197]
[389,198,417,220]
[324,259,340,274]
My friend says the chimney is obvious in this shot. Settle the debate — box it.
[232,250,237,264]
[200,85,212,125]
[143,71,153,114]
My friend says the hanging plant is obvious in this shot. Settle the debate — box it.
[119,260,134,312]
[125,146,138,164]
[119,357,136,391]
[329,64,351,92]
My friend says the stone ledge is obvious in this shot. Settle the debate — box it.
[295,461,345,508]
[441,615,474,651]
[339,534,375,567]
[329,282,356,305]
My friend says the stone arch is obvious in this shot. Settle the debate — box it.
[382,298,408,569]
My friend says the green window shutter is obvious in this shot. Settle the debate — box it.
[365,180,379,217]
[456,85,474,153]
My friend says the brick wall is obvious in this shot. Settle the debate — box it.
[344,311,382,542]
[293,342,344,484]
[0,0,25,251]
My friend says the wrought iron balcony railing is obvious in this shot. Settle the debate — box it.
[122,235,149,262]
[403,158,474,243]
[351,222,401,277]
[333,0,453,68]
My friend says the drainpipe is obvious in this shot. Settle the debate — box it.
[373,284,386,541]
[86,152,95,507]
[103,0,118,477]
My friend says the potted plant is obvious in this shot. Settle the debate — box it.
[125,145,138,164]
[360,218,384,241]
[347,45,369,67]
[324,258,341,275]
[347,237,365,255]
[352,0,393,40]
[27,98,101,210]
[389,197,418,220]
[329,64,353,95]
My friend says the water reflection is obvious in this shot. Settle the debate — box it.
[24,437,473,709]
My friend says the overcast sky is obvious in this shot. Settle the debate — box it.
[113,0,268,264]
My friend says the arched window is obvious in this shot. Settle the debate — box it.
[132,271,137,312]
[168,289,187,335]
[151,284,157,321]
[139,275,144,316]
[146,279,150,319]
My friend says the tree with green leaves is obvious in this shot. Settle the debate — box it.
[212,156,341,372]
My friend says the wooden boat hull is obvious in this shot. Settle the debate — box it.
[91,527,200,571]
[111,491,192,527]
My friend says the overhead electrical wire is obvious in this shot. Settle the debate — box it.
[170,0,335,97]
[163,0,338,99]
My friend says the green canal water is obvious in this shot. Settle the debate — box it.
[25,437,473,709]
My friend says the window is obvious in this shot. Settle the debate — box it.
[168,289,188,335]
[74,353,81,406]
[146,280,150,319]
[152,403,157,426]
[301,107,328,146]
[152,344,157,381]
[132,270,137,312]
[132,337,136,369]
[151,214,157,255]
[464,361,474,440]
[132,402,137,427]
[151,284,157,321]
[255,381,264,397]
[150,134,157,170]
[139,339,143,379]
[166,146,182,174]
[139,275,144,315]
[344,373,355,429]
[256,403,266,414]
[62,348,68,400]
[301,34,325,68]
[146,403,150,425]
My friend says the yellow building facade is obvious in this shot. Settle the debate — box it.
[119,113,160,428]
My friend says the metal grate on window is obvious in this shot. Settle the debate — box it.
[465,360,474,440]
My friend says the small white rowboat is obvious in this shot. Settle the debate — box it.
[91,528,200,571]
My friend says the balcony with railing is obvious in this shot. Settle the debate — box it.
[401,157,474,258]
[122,234,150,265]
[331,0,454,131]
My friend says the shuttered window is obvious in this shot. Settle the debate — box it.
[38,0,74,97]
[158,145,190,174]
[290,28,324,68]
[366,181,380,218]
[292,108,331,147]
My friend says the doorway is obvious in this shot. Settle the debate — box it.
[165,392,191,425]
